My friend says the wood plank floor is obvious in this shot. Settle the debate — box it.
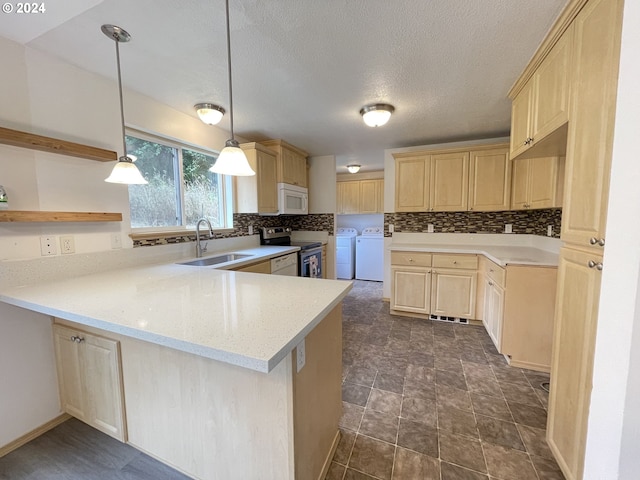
[0,418,190,479]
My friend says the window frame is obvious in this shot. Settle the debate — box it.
[126,129,233,234]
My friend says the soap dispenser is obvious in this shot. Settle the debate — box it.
[0,185,7,210]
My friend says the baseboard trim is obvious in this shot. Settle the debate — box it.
[508,358,551,373]
[317,429,341,480]
[0,413,71,458]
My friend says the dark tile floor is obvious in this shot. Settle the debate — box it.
[327,280,565,480]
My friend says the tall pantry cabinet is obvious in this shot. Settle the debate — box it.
[508,0,624,479]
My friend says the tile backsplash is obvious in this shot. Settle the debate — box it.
[384,209,562,238]
[133,213,334,247]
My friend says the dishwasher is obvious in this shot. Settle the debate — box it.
[270,252,298,276]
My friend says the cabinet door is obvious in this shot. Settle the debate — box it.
[510,158,530,210]
[483,280,504,351]
[430,268,476,318]
[532,24,573,142]
[83,334,126,440]
[510,80,534,159]
[391,266,431,314]
[293,151,308,188]
[430,151,469,211]
[395,156,429,212]
[53,325,87,421]
[375,179,384,213]
[256,149,278,214]
[337,181,360,214]
[359,180,379,214]
[561,0,622,248]
[547,247,603,480]
[235,260,271,274]
[529,156,559,209]
[280,148,299,186]
[468,148,511,211]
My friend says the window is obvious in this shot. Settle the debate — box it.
[125,132,232,230]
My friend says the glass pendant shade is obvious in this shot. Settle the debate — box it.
[195,103,225,125]
[360,104,395,127]
[209,141,255,176]
[105,157,148,184]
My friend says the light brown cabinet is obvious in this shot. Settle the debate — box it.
[468,147,511,211]
[511,156,563,210]
[337,178,383,214]
[236,143,278,214]
[260,139,308,188]
[394,144,511,213]
[509,24,573,160]
[53,324,126,441]
[390,252,477,320]
[232,259,271,274]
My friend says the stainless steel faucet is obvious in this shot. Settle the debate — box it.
[195,218,214,257]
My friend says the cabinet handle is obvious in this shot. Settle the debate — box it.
[489,268,494,272]
[488,281,494,286]
[589,237,598,245]
[408,258,414,262]
[588,260,603,271]
[598,238,605,247]
[453,261,457,265]
[70,335,85,343]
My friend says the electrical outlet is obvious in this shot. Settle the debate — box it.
[248,225,253,235]
[40,236,57,256]
[296,338,306,372]
[505,224,513,234]
[60,235,75,254]
[388,224,394,233]
[547,225,553,237]
[111,233,122,249]
[427,224,434,233]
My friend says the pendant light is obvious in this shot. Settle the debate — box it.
[209,0,255,177]
[102,24,148,185]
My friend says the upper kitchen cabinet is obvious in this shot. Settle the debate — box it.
[468,147,511,211]
[235,142,278,214]
[430,151,469,212]
[394,154,430,212]
[336,177,384,214]
[561,0,622,250]
[511,156,564,210]
[509,23,573,160]
[260,139,308,188]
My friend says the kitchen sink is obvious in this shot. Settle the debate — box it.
[178,253,253,267]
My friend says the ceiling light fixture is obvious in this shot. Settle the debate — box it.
[360,103,395,128]
[102,24,148,185]
[347,164,361,174]
[209,0,255,177]
[194,103,225,125]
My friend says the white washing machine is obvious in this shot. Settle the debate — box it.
[336,228,358,279]
[356,227,384,281]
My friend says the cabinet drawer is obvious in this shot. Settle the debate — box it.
[486,261,506,288]
[391,251,432,267]
[433,254,478,270]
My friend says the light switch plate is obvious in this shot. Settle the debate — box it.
[296,338,306,372]
[427,224,434,233]
[504,224,513,234]
[388,224,394,233]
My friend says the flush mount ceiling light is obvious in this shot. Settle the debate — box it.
[360,103,395,127]
[347,164,361,174]
[194,103,225,125]
[102,25,148,185]
[209,0,255,177]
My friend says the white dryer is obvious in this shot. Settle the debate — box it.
[336,228,358,279]
[356,227,384,281]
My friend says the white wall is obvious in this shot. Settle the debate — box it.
[308,155,336,213]
[336,214,383,233]
[584,0,640,477]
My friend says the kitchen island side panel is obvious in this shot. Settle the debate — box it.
[120,336,296,480]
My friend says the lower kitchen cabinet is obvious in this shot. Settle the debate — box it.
[547,246,603,480]
[391,266,432,315]
[483,274,505,350]
[52,323,126,441]
[430,268,477,318]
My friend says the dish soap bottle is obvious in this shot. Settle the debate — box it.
[0,185,8,210]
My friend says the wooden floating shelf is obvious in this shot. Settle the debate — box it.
[0,126,117,162]
[0,211,122,223]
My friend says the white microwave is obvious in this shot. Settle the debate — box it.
[277,183,308,215]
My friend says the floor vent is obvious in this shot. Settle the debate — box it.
[429,314,468,324]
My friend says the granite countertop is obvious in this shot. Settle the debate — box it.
[0,246,352,373]
[389,243,559,267]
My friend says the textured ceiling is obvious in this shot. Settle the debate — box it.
[0,0,567,171]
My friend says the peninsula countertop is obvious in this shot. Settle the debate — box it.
[0,248,352,373]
